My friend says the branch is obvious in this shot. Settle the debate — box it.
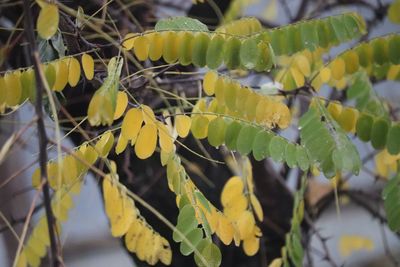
[22,1,61,266]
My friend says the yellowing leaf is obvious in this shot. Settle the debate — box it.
[53,60,68,91]
[95,131,114,158]
[67,57,81,87]
[221,176,244,207]
[122,33,136,50]
[237,211,255,239]
[141,105,156,125]
[175,114,192,138]
[203,71,218,96]
[268,258,283,267]
[290,67,305,87]
[338,235,374,258]
[133,35,150,61]
[114,91,128,120]
[116,134,128,155]
[294,55,310,77]
[121,108,143,141]
[135,124,157,159]
[330,58,345,80]
[388,0,400,24]
[157,122,174,153]
[216,213,234,245]
[4,71,22,106]
[81,53,94,80]
[37,2,59,40]
[319,67,331,83]
[243,236,260,256]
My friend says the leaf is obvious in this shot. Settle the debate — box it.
[383,174,400,232]
[243,236,260,256]
[269,136,286,162]
[133,36,150,61]
[240,37,259,69]
[236,125,259,155]
[225,120,242,150]
[192,32,210,67]
[178,31,194,66]
[370,118,389,150]
[285,143,297,168]
[135,124,158,159]
[37,2,59,40]
[191,115,209,139]
[203,71,218,96]
[224,37,241,69]
[221,176,244,207]
[388,0,400,24]
[207,117,227,147]
[387,124,400,155]
[95,131,114,158]
[121,108,143,141]
[206,34,225,69]
[157,122,174,153]
[194,239,222,267]
[179,228,203,256]
[81,53,94,80]
[53,60,68,92]
[67,57,81,87]
[4,71,22,106]
[155,16,208,32]
[175,114,192,138]
[252,131,273,161]
[250,194,263,221]
[113,91,128,120]
[173,205,198,242]
[355,113,373,142]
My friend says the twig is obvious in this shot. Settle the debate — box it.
[22,1,60,266]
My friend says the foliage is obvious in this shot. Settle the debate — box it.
[0,1,399,267]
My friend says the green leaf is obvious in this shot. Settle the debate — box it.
[240,37,259,69]
[285,143,297,168]
[192,33,210,67]
[388,35,400,65]
[155,16,208,32]
[178,32,194,66]
[191,115,209,139]
[372,38,389,65]
[356,113,373,142]
[224,37,241,69]
[207,34,225,69]
[296,146,310,171]
[269,136,286,162]
[387,124,400,155]
[388,0,400,24]
[300,22,319,51]
[236,125,259,155]
[180,228,203,256]
[194,239,222,267]
[383,174,400,232]
[173,205,198,242]
[252,131,273,161]
[370,118,389,150]
[207,117,227,147]
[225,120,242,150]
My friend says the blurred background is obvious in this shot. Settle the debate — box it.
[1,0,400,266]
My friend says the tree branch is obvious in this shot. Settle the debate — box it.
[22,1,61,266]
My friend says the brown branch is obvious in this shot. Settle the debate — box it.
[22,1,61,266]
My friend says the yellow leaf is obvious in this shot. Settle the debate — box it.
[61,155,77,187]
[4,71,22,106]
[294,55,310,77]
[157,122,174,153]
[290,67,305,87]
[250,194,263,221]
[148,32,164,61]
[387,65,400,80]
[135,124,158,159]
[121,108,143,141]
[337,107,359,133]
[53,60,68,91]
[330,58,345,81]
[24,245,41,267]
[203,71,218,96]
[116,134,128,155]
[216,213,234,245]
[224,195,248,220]
[111,196,136,237]
[243,236,260,256]
[319,67,331,83]
[338,235,374,258]
[95,131,115,158]
[15,250,27,267]
[36,2,59,40]
[122,33,136,50]
[175,114,192,138]
[133,35,150,61]
[388,0,400,24]
[81,53,94,80]
[327,101,343,121]
[159,237,172,265]
[237,211,255,239]
[67,57,81,87]
[268,258,283,267]
[141,104,156,125]
[221,176,244,207]
[114,91,128,120]
[87,92,114,126]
